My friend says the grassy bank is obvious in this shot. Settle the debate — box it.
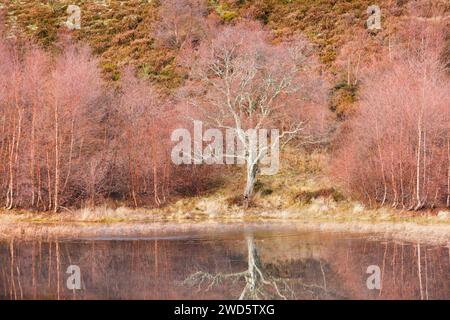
[1,191,448,245]
[0,148,448,225]
[0,211,449,245]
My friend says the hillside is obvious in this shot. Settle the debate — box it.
[2,0,448,115]
[2,1,445,73]
[0,0,449,214]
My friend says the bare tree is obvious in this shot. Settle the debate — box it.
[153,0,208,50]
[180,22,329,204]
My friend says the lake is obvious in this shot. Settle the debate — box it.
[0,225,448,299]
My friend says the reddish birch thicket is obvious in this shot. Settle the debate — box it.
[0,31,210,210]
[332,25,450,209]
[111,68,177,207]
[0,38,110,211]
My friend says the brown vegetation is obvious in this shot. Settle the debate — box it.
[332,21,450,209]
[0,0,448,212]
[0,31,214,210]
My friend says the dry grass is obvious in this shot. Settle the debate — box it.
[0,214,448,245]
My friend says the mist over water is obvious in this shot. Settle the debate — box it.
[0,229,448,300]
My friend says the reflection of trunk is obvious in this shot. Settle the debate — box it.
[240,235,291,299]
[9,240,16,299]
[247,236,261,276]
[184,234,289,300]
[240,235,263,299]
[417,244,424,300]
[56,242,61,300]
[184,234,331,300]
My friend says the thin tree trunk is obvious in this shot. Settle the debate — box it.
[415,125,423,210]
[375,121,387,205]
[6,118,16,209]
[447,126,450,207]
[46,150,52,211]
[62,119,75,194]
[54,99,60,213]
[30,110,36,206]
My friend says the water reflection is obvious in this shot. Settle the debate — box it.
[0,230,448,299]
[184,235,331,300]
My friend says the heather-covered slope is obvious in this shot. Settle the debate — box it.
[2,1,448,113]
[2,1,446,72]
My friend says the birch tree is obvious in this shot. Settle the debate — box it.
[333,26,450,209]
[180,22,329,203]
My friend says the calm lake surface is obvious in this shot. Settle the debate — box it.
[0,226,448,300]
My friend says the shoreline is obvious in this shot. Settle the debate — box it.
[0,209,448,245]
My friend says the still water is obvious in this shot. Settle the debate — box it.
[0,226,448,300]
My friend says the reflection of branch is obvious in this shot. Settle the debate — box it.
[183,236,308,300]
[320,260,327,292]
[183,271,247,292]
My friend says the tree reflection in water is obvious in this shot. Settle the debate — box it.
[0,231,448,300]
[185,234,339,300]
